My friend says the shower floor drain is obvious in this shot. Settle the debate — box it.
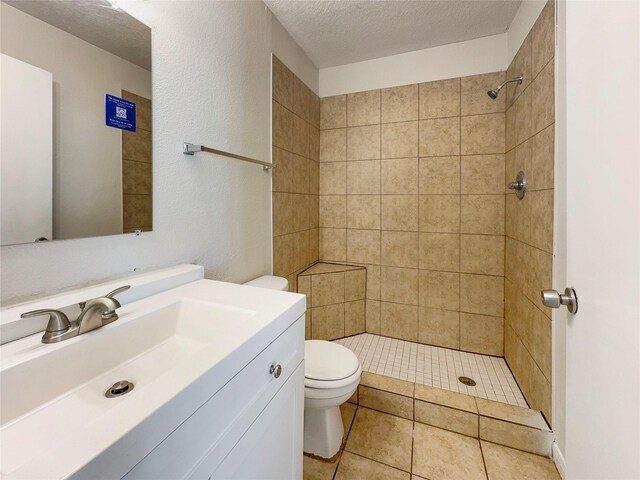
[458,376,477,387]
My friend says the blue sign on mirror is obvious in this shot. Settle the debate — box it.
[105,94,136,132]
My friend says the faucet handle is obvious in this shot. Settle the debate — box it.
[105,285,131,300]
[101,285,130,323]
[21,309,71,333]
[78,285,130,311]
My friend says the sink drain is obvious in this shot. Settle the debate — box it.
[458,376,477,387]
[105,380,134,398]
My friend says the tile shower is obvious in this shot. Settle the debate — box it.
[297,262,366,340]
[337,333,527,407]
[272,0,554,421]
[319,74,507,356]
[504,0,555,422]
[272,56,320,290]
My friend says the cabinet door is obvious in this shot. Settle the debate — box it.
[122,319,304,480]
[193,362,304,480]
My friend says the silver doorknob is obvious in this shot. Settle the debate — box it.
[541,287,578,313]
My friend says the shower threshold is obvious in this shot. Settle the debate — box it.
[335,333,527,408]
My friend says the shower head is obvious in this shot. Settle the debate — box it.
[487,75,524,99]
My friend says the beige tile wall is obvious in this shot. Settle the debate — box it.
[297,263,366,340]
[504,0,555,423]
[319,72,507,356]
[272,56,320,290]
[121,90,152,233]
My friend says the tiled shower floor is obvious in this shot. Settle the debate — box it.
[335,333,528,408]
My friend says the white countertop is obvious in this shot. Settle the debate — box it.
[0,278,305,479]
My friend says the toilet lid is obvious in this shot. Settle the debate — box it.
[305,340,360,381]
[243,275,288,291]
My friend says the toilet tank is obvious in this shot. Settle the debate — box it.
[243,275,288,291]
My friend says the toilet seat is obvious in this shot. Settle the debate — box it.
[304,340,360,389]
[304,366,362,392]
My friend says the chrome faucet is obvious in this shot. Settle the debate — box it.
[76,286,129,334]
[21,285,131,344]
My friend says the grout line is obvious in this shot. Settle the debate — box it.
[331,404,359,479]
[501,349,532,409]
[476,396,481,437]
[343,450,412,476]
[330,452,341,480]
[378,91,382,334]
[322,153,507,163]
[344,404,358,441]
[456,78,463,351]
[479,436,490,479]
[354,400,415,422]
[410,419,415,477]
[481,437,554,458]
[416,85,422,346]
[479,413,551,433]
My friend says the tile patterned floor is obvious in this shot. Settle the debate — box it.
[303,405,561,480]
[335,333,528,408]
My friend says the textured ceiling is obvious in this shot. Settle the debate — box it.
[264,0,522,68]
[4,0,151,70]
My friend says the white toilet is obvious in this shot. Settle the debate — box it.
[303,339,361,458]
[244,275,362,459]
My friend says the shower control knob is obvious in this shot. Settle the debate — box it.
[541,287,578,314]
[508,171,527,199]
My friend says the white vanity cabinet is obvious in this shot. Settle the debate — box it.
[198,364,304,480]
[120,317,304,480]
[1,272,306,480]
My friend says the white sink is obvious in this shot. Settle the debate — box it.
[1,299,255,427]
[0,279,305,479]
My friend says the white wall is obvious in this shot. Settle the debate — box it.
[0,3,151,240]
[0,0,316,305]
[319,34,507,97]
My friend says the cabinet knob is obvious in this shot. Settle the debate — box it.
[270,362,282,378]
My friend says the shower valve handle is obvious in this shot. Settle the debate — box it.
[508,171,527,199]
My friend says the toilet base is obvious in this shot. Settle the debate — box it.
[303,404,344,459]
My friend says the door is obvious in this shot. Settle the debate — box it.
[0,54,53,244]
[558,1,640,478]
[206,363,304,480]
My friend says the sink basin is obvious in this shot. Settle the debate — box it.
[0,279,305,479]
[1,299,255,427]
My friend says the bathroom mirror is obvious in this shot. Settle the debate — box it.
[0,0,152,246]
